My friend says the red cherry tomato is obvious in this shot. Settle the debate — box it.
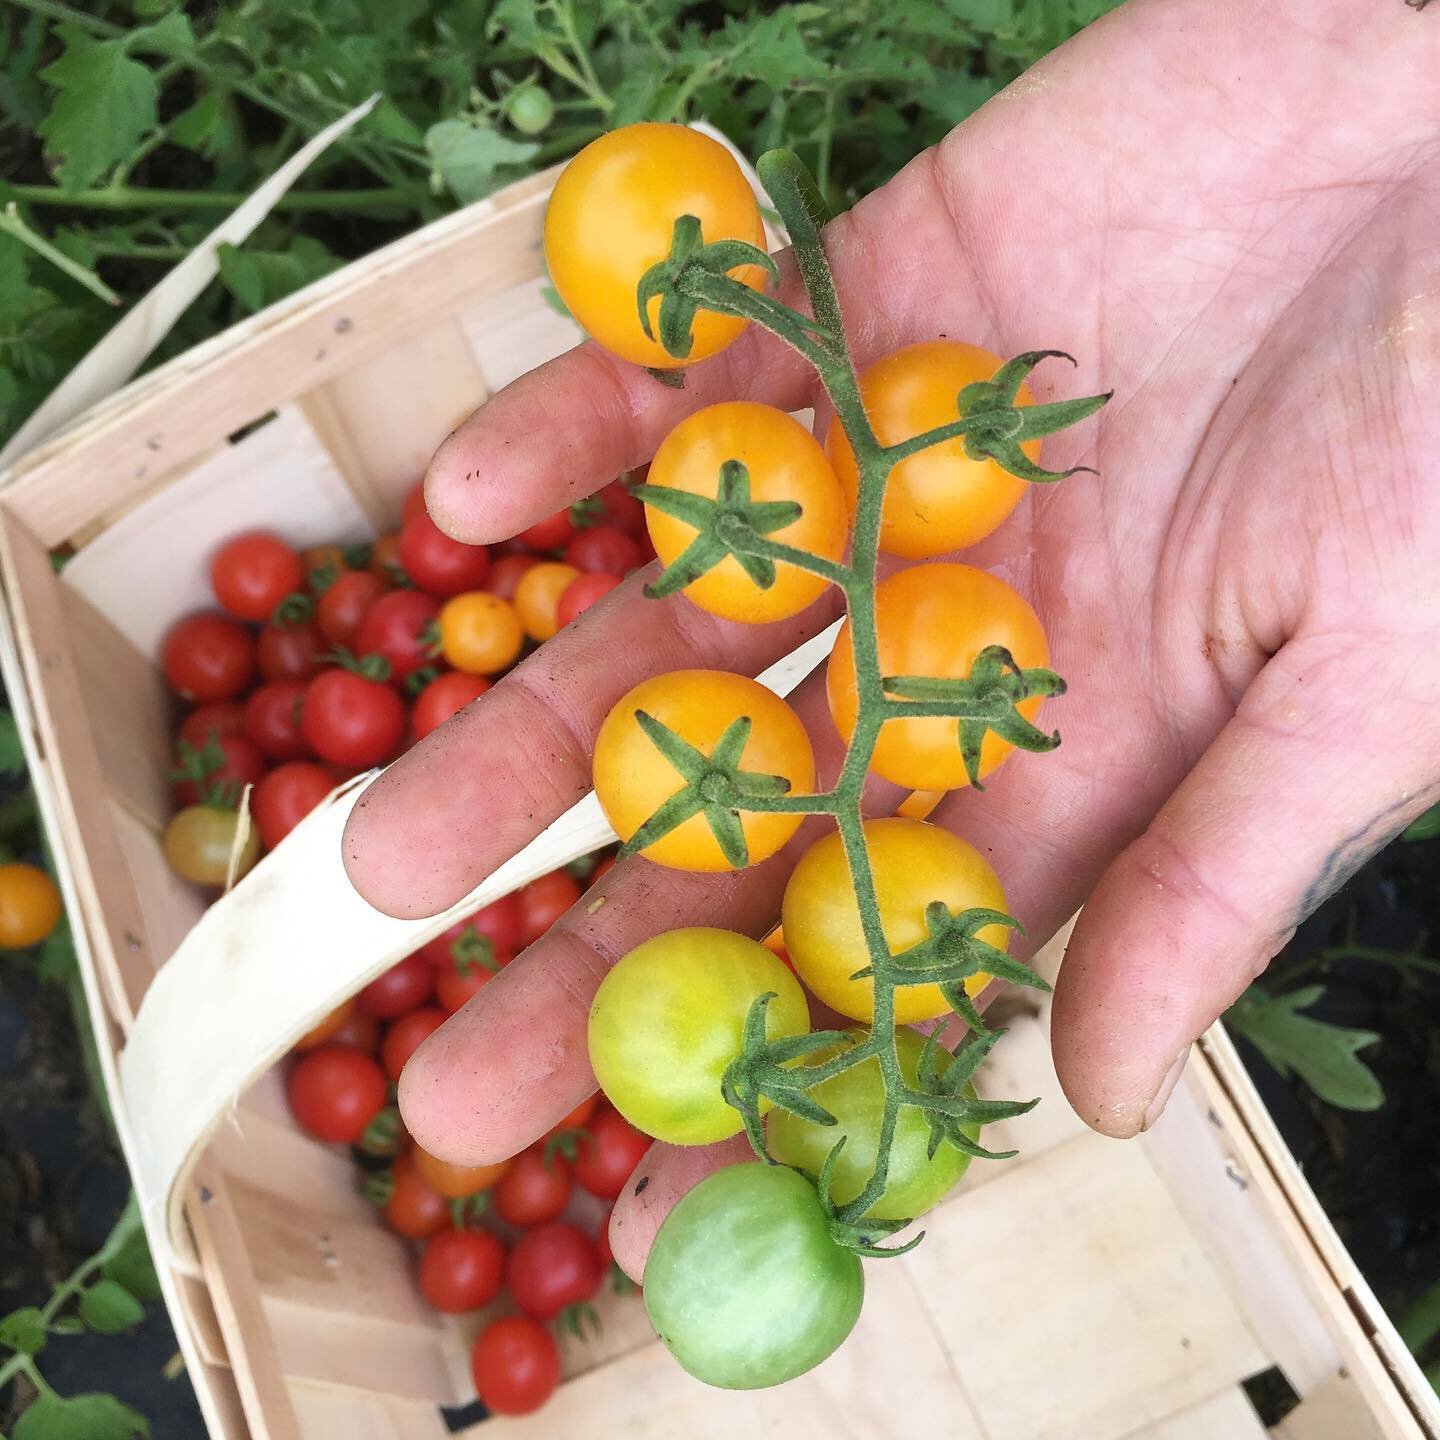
[178,700,246,748]
[287,1045,387,1144]
[555,572,621,628]
[251,761,334,850]
[506,1222,602,1320]
[172,732,266,807]
[516,870,581,947]
[301,668,406,767]
[517,507,576,551]
[380,1006,446,1081]
[369,532,408,585]
[471,1316,558,1416]
[485,553,540,601]
[211,532,304,622]
[416,896,522,969]
[411,671,490,741]
[591,477,647,537]
[419,1226,506,1313]
[244,680,310,761]
[330,1007,381,1055]
[357,955,434,1019]
[494,1147,572,1228]
[383,1151,450,1239]
[354,590,440,685]
[399,513,492,597]
[317,569,385,648]
[572,1108,650,1199]
[163,613,256,702]
[564,525,643,575]
[435,965,491,1013]
[257,617,326,682]
[401,479,427,527]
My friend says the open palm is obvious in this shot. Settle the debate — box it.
[344,0,1440,1274]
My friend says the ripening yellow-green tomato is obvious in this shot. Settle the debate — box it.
[826,340,1036,558]
[589,927,810,1145]
[163,805,260,888]
[545,124,768,369]
[781,816,1011,1024]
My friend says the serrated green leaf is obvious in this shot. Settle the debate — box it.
[102,1227,161,1303]
[217,236,341,314]
[79,1279,145,1335]
[37,27,159,192]
[424,120,539,204]
[14,1391,150,1440]
[1227,985,1384,1112]
[0,1306,46,1356]
[128,11,196,58]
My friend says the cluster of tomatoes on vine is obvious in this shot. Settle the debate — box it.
[282,857,648,1417]
[538,122,1106,1389]
[157,474,652,889]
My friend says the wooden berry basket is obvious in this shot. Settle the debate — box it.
[0,154,1436,1440]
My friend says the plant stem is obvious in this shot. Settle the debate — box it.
[0,204,120,305]
[9,184,415,214]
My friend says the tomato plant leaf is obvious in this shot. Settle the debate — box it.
[1226,985,1384,1112]
[102,1229,161,1305]
[13,1391,150,1440]
[216,236,342,314]
[0,1305,46,1356]
[1403,803,1440,841]
[0,708,25,776]
[79,1279,145,1335]
[424,121,539,204]
[37,26,159,192]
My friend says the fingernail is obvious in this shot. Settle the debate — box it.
[1141,1045,1191,1132]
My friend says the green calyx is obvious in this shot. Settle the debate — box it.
[618,711,792,868]
[884,644,1067,789]
[450,925,499,974]
[816,1138,925,1259]
[912,1029,1037,1164]
[637,214,779,361]
[271,591,314,627]
[636,460,803,599]
[720,991,855,1159]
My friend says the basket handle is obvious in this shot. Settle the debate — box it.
[119,619,842,1269]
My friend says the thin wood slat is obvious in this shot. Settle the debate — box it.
[1124,1388,1268,1439]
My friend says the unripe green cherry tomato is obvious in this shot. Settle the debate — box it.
[827,340,1036,559]
[588,928,809,1145]
[506,83,554,135]
[594,669,814,872]
[644,402,847,623]
[827,562,1050,791]
[644,1163,863,1388]
[781,817,1011,1025]
[767,1027,977,1220]
[544,124,768,369]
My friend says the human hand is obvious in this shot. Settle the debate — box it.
[343,0,1440,1275]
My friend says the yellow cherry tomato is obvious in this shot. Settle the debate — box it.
[594,669,814,871]
[163,805,261,888]
[0,862,62,949]
[827,341,1037,559]
[781,817,1011,1025]
[827,562,1050,791]
[438,591,525,674]
[545,124,768,369]
[645,402,847,623]
[514,561,581,642]
[412,1146,510,1199]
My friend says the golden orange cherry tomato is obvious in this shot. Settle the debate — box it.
[827,341,1036,559]
[644,402,847,623]
[781,817,1010,1025]
[369,532,405,584]
[827,562,1049,791]
[544,124,768,369]
[412,1145,511,1199]
[514,562,581,643]
[294,998,356,1052]
[438,591,525,674]
[594,669,814,872]
[0,863,62,949]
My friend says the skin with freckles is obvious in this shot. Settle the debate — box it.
[348,0,1440,1281]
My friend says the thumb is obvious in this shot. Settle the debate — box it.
[1051,632,1440,1138]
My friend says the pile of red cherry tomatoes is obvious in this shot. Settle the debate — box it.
[158,475,653,1416]
[158,474,649,886]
